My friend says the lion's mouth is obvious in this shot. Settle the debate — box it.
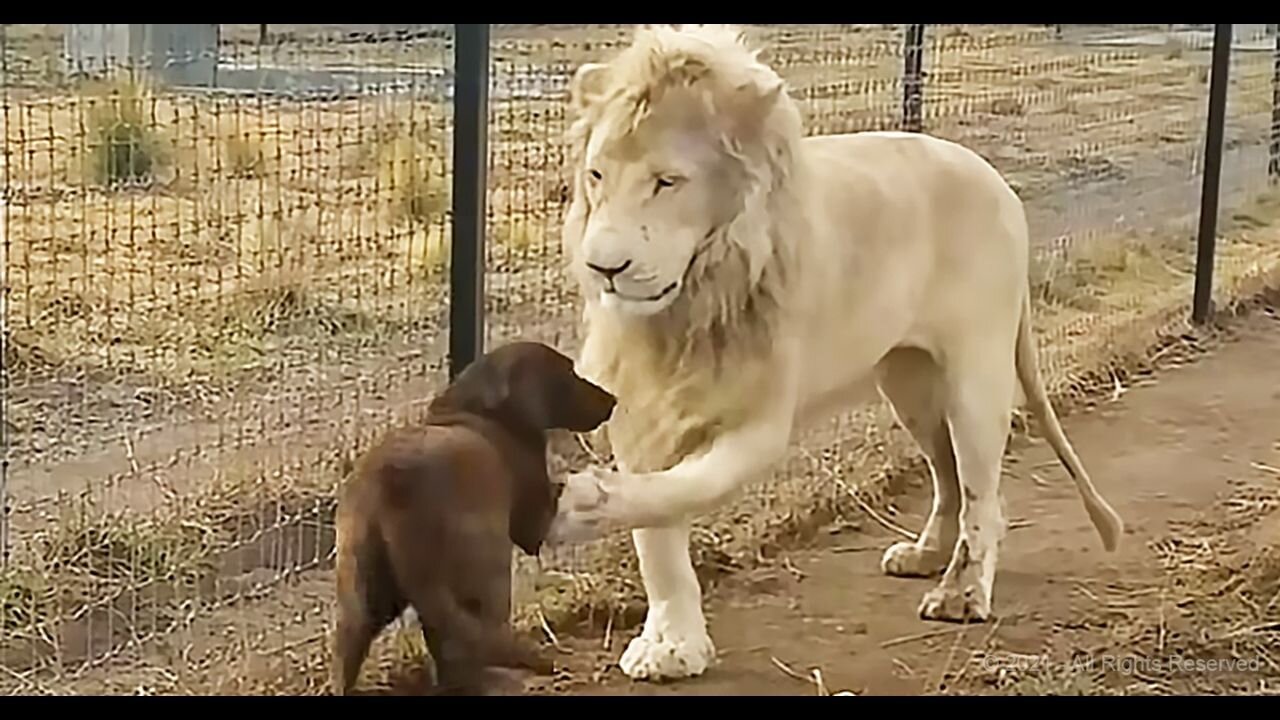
[645,281,680,302]
[603,234,710,306]
[610,280,679,303]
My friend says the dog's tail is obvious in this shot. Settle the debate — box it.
[1014,290,1124,552]
[332,505,385,696]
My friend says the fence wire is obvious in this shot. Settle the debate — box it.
[1,23,1279,695]
[1,23,456,693]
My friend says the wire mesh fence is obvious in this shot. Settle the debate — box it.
[1,23,458,692]
[1,23,1279,695]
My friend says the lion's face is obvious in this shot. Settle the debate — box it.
[564,27,798,319]
[573,92,746,318]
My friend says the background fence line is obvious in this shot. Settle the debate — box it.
[1271,30,1280,181]
[1,23,1279,695]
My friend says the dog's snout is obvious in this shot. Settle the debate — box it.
[586,259,632,280]
[597,392,617,416]
[561,378,617,432]
[592,386,617,422]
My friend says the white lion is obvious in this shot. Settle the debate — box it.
[545,25,1124,682]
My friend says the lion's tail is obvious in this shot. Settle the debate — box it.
[1014,291,1124,552]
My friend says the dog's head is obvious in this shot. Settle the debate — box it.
[436,341,617,435]
[434,342,617,555]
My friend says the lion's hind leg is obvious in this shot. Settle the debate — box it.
[917,337,1017,624]
[876,347,961,579]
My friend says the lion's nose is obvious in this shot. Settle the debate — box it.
[586,259,631,280]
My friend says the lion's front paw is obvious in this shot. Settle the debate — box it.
[918,583,992,623]
[619,630,716,682]
[545,467,615,546]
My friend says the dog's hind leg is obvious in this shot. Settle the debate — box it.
[333,591,380,696]
[385,527,550,694]
[411,586,550,695]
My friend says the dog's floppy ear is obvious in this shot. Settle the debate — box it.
[440,358,511,416]
[509,478,557,557]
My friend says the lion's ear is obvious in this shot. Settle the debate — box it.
[570,63,611,113]
[667,55,711,87]
[725,74,785,139]
[737,73,784,114]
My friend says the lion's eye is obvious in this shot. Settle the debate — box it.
[654,176,681,194]
[589,169,603,182]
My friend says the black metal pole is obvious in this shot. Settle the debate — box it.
[1,24,8,568]
[1270,26,1279,183]
[902,24,926,133]
[1193,24,1233,326]
[449,24,489,379]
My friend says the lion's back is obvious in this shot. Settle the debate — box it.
[800,130,1018,208]
[797,130,1028,268]
[783,130,1031,351]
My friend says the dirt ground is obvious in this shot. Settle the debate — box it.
[520,307,1280,696]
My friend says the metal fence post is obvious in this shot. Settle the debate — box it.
[449,24,490,379]
[1193,24,1233,325]
[902,24,926,133]
[1,24,8,567]
[1270,26,1279,183]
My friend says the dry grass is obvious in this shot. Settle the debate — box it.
[42,500,220,588]
[0,566,57,635]
[219,130,271,180]
[375,134,447,226]
[1032,230,1194,311]
[1124,470,1280,693]
[78,73,171,188]
[0,457,340,684]
[4,26,1273,390]
[977,466,1280,697]
[3,88,459,384]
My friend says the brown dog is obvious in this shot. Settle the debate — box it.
[331,341,616,695]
